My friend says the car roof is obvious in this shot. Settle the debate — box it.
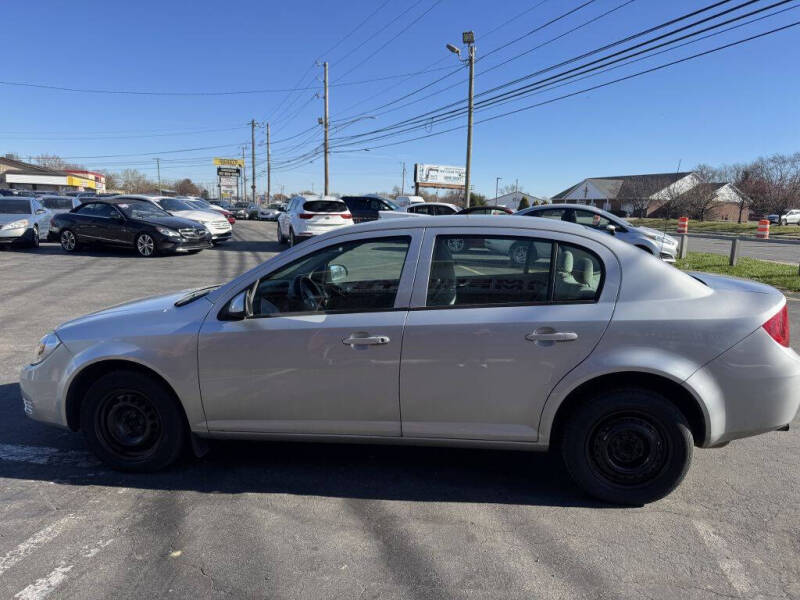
[522,203,609,215]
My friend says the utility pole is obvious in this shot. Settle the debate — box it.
[250,119,256,204]
[401,162,406,196]
[155,158,161,193]
[447,32,475,208]
[323,61,330,196]
[495,177,502,200]
[266,122,271,204]
[465,35,475,208]
[241,146,247,202]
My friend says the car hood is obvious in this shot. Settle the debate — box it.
[54,289,215,347]
[168,209,227,224]
[0,213,32,225]
[136,214,207,229]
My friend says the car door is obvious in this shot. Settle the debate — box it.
[93,203,134,246]
[31,199,51,236]
[70,203,104,241]
[198,229,422,436]
[399,226,619,442]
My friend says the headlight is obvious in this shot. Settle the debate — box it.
[32,332,61,365]
[2,219,29,230]
[156,226,181,237]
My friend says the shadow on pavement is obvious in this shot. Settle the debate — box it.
[0,381,603,508]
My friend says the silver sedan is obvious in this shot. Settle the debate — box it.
[20,216,800,504]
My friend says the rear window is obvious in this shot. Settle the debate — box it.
[303,200,347,213]
[41,198,74,210]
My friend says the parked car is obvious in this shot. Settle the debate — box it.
[184,198,236,224]
[50,198,211,257]
[768,210,800,225]
[246,204,260,220]
[277,195,352,246]
[515,203,678,263]
[231,203,249,220]
[40,196,83,241]
[341,195,402,223]
[0,188,22,196]
[0,197,51,248]
[21,215,800,504]
[393,195,425,209]
[405,202,459,215]
[258,203,285,221]
[130,195,233,244]
[458,205,514,215]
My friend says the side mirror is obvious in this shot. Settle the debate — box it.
[605,225,617,236]
[328,264,348,283]
[224,291,249,320]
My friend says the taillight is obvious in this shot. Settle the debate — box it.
[763,304,790,347]
[340,213,352,219]
[299,213,314,219]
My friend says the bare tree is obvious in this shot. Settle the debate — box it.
[120,169,157,194]
[175,178,201,197]
[716,162,753,222]
[32,154,85,170]
[748,153,800,220]
[3,152,21,161]
[683,164,720,221]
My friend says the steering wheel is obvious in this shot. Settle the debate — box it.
[291,275,327,312]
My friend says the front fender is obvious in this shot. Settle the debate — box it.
[62,340,207,432]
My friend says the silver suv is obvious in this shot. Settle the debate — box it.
[517,204,678,262]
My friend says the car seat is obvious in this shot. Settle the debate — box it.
[427,242,457,306]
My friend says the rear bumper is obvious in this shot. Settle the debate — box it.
[685,327,800,446]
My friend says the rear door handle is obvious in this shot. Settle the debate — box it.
[342,335,390,346]
[525,331,578,342]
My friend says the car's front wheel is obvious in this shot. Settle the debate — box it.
[781,219,788,226]
[560,388,693,505]
[289,228,296,247]
[80,370,186,472]
[277,222,286,244]
[60,229,79,252]
[135,233,157,257]
[30,225,40,248]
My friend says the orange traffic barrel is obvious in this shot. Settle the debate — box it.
[677,216,689,234]
[757,219,770,239]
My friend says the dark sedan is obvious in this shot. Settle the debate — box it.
[50,198,212,257]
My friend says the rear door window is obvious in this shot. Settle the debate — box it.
[41,198,74,210]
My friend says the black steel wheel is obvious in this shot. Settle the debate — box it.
[561,388,693,505]
[81,370,186,471]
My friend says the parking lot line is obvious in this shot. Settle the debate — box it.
[0,515,75,577]
[692,520,756,598]
[14,563,73,600]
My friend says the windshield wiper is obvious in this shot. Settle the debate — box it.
[175,285,220,307]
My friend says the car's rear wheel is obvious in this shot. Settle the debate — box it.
[135,233,157,257]
[289,228,296,247]
[277,222,286,244]
[560,388,693,505]
[60,229,79,252]
[80,370,186,472]
[781,219,788,226]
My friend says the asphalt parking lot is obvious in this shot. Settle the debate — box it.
[1,219,799,599]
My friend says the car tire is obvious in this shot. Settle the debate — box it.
[30,226,40,248]
[781,219,788,226]
[60,229,79,252]
[560,388,693,505]
[509,242,528,267]
[277,223,286,244]
[289,228,296,247]
[135,233,157,257]
[80,370,186,472]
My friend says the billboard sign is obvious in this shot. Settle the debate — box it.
[414,163,466,189]
[214,157,245,167]
[219,176,238,187]
[217,166,240,177]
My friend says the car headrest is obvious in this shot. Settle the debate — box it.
[575,257,594,285]
[557,249,574,273]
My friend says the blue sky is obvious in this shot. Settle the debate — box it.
[2,0,799,198]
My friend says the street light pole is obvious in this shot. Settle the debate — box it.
[155,158,161,193]
[266,122,271,204]
[250,119,256,204]
[448,31,475,208]
[495,177,502,200]
[323,61,330,196]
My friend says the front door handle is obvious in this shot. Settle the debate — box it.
[342,335,391,346]
[525,330,578,342]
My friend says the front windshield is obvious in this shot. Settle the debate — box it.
[0,199,32,214]
[117,201,170,219]
[159,198,194,212]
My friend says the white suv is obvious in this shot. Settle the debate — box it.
[277,195,353,246]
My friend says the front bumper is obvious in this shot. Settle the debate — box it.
[20,342,73,429]
[211,231,232,242]
[0,226,30,245]
[685,327,800,446]
[158,235,213,253]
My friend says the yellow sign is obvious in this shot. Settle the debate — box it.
[66,175,96,189]
[214,157,245,167]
